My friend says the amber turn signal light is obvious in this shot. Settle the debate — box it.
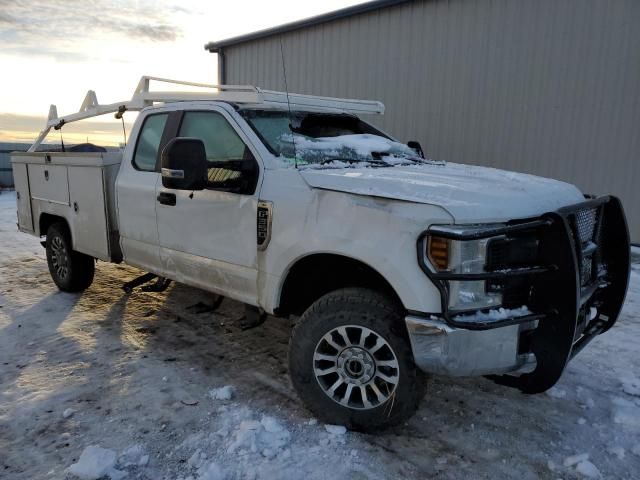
[427,236,449,271]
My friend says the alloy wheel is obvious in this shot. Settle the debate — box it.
[50,235,70,280]
[313,325,400,410]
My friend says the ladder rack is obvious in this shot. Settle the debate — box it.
[29,76,385,152]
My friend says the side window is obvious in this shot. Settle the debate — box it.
[178,111,258,194]
[133,113,169,171]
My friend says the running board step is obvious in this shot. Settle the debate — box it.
[122,273,172,293]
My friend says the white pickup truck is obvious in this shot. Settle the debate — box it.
[11,77,630,431]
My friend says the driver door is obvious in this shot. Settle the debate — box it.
[155,108,261,305]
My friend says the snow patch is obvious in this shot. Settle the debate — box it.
[119,444,149,467]
[613,407,640,428]
[68,445,123,480]
[197,461,227,480]
[175,407,301,477]
[260,415,285,433]
[188,449,207,469]
[621,377,640,397]
[324,424,347,435]
[546,387,567,399]
[63,407,76,419]
[611,396,640,428]
[208,386,234,401]
[607,446,625,460]
[226,415,290,459]
[563,453,589,467]
[454,306,531,324]
[575,460,601,478]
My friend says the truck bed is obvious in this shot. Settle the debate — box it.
[11,151,123,262]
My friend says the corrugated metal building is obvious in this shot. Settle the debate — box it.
[0,143,29,188]
[205,0,640,243]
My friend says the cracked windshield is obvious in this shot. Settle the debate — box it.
[240,109,426,168]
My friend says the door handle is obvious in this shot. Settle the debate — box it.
[157,192,176,206]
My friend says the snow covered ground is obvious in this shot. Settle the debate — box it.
[0,190,639,480]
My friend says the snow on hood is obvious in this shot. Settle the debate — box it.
[300,162,586,223]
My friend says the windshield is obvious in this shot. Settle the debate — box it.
[240,109,424,168]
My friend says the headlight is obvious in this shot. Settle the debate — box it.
[448,278,501,310]
[425,232,502,311]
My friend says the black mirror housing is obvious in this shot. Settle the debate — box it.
[161,138,207,190]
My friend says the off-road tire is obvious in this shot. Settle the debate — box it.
[289,288,425,432]
[46,222,95,292]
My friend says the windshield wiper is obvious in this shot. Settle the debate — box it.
[371,151,445,166]
[371,151,424,164]
[319,157,387,166]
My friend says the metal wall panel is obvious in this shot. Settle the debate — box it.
[222,0,640,242]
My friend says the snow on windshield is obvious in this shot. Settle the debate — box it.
[290,133,413,158]
[240,109,444,169]
[275,133,428,169]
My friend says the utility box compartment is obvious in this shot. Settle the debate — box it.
[12,162,34,233]
[11,152,123,262]
[28,163,70,205]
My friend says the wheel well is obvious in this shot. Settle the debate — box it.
[39,214,68,238]
[276,254,404,316]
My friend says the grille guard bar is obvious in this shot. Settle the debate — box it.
[417,195,630,329]
[417,195,630,393]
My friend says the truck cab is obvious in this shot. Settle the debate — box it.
[11,77,631,431]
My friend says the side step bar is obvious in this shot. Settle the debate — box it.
[122,273,172,293]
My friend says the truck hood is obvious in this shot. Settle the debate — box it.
[300,162,585,223]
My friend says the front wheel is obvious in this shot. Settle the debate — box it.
[288,288,425,432]
[46,222,95,292]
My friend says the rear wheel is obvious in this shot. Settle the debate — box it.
[288,288,425,432]
[46,222,95,292]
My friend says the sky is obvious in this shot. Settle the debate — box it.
[0,0,363,145]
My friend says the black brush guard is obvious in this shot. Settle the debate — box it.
[418,196,630,393]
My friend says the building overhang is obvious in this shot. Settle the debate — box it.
[204,0,411,52]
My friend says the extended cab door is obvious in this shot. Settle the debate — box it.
[116,112,170,273]
[155,108,262,305]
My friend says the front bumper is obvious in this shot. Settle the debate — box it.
[412,196,630,391]
[406,315,536,376]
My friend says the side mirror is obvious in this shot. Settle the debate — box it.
[407,140,425,159]
[161,137,207,190]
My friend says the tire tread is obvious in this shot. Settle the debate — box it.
[46,222,95,292]
[289,287,425,432]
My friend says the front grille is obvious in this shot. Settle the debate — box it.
[486,237,540,271]
[581,256,593,284]
[485,207,603,305]
[572,207,601,287]
[575,208,597,244]
[486,236,540,308]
